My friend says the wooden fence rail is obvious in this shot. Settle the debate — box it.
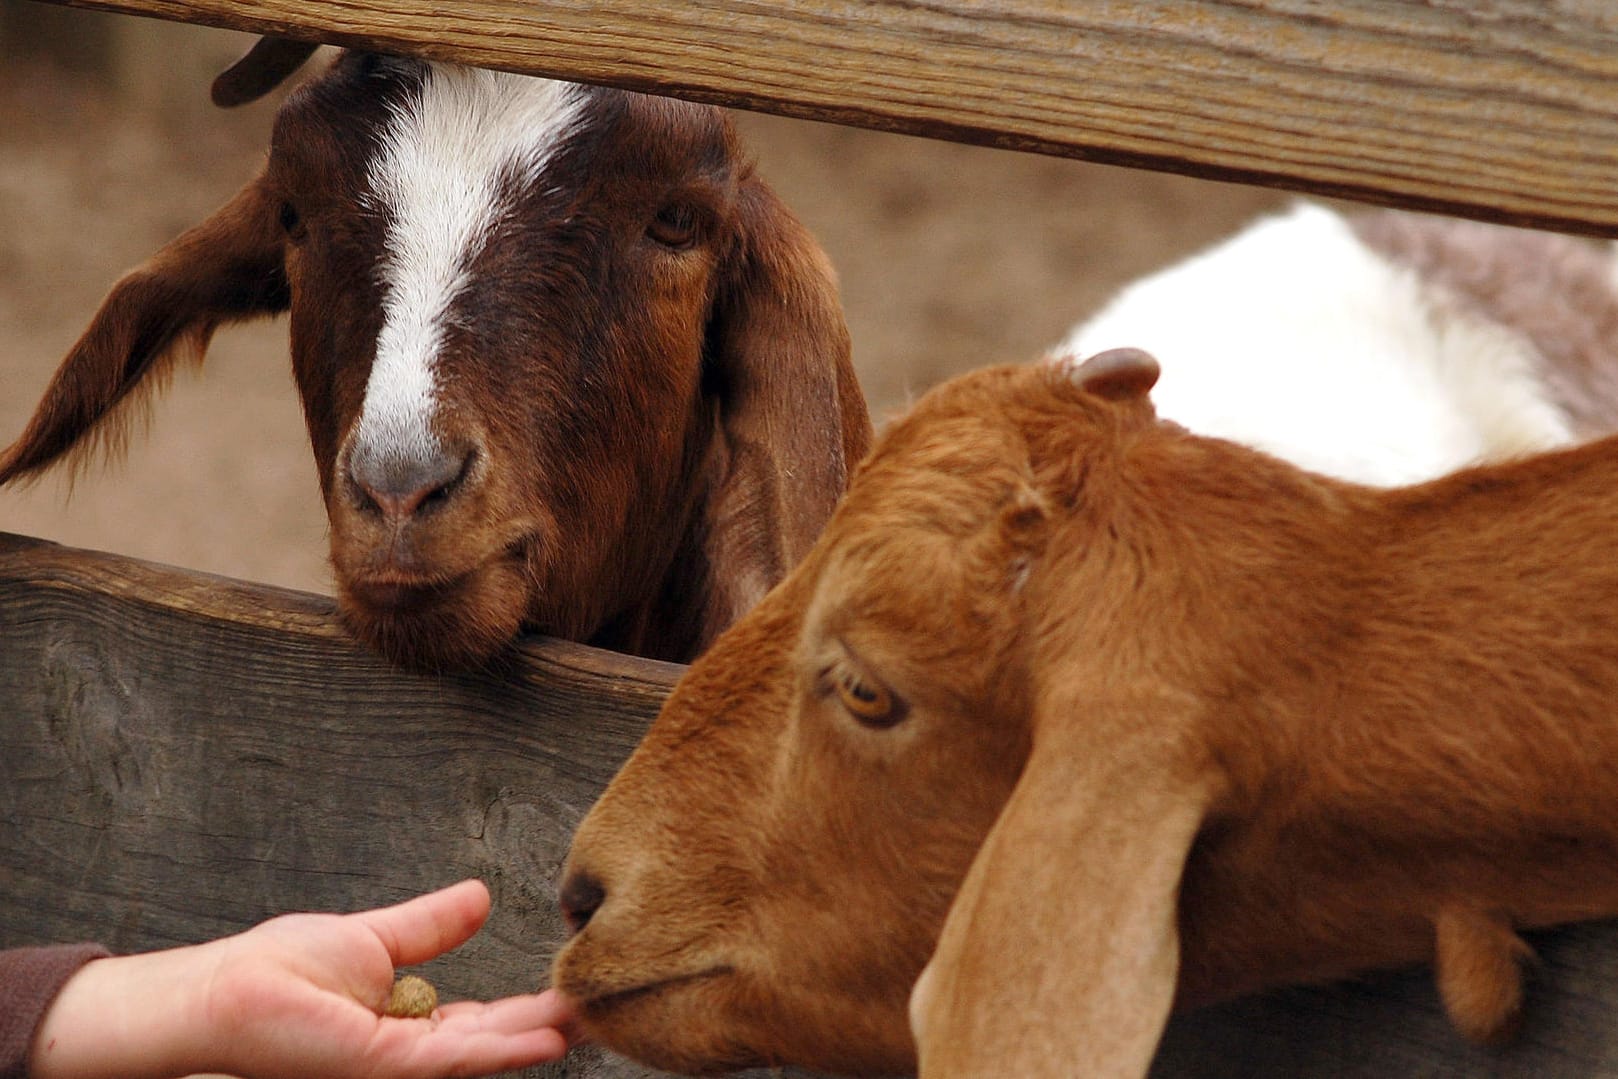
[36,0,1618,237]
[7,532,1618,1078]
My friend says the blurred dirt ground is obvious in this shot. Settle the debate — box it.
[0,3,1283,595]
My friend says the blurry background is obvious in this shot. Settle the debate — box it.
[0,0,1283,595]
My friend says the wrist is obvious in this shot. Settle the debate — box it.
[29,946,216,1079]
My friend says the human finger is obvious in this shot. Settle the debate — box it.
[373,1020,570,1078]
[434,989,578,1036]
[356,879,492,969]
[438,1026,570,1073]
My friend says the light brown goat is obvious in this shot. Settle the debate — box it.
[553,350,1618,1077]
[1,46,870,670]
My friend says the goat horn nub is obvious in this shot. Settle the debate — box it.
[210,36,320,108]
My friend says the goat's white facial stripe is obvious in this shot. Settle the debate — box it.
[356,67,586,468]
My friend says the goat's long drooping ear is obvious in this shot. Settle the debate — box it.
[0,178,288,485]
[698,177,873,642]
[911,688,1219,1078]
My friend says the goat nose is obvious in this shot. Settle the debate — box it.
[558,869,607,936]
[347,443,473,519]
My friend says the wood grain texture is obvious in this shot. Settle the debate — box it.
[8,532,1618,1075]
[0,531,706,1079]
[33,0,1618,236]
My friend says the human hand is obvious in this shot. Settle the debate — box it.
[29,879,575,1079]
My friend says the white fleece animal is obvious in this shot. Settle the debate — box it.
[1054,203,1590,485]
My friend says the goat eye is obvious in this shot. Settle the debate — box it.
[833,667,905,729]
[647,203,700,249]
[278,201,306,241]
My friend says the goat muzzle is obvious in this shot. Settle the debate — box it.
[345,440,478,525]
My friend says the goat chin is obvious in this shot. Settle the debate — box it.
[336,554,532,672]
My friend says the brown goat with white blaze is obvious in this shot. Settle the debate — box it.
[1,46,870,670]
[553,349,1618,1077]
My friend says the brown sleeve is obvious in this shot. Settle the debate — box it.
[0,944,112,1079]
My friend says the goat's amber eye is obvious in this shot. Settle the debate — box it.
[647,203,700,249]
[833,667,904,729]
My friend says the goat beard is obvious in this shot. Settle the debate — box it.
[335,553,533,672]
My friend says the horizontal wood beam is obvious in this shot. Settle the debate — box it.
[35,0,1618,237]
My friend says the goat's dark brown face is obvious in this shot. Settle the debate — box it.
[274,57,744,668]
[0,52,867,670]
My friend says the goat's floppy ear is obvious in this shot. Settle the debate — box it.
[0,177,289,485]
[911,687,1218,1078]
[697,177,872,643]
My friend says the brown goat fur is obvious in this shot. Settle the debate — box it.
[554,351,1618,1076]
[0,51,870,670]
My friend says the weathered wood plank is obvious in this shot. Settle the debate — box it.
[7,529,1618,1076]
[0,530,686,1078]
[31,0,1618,237]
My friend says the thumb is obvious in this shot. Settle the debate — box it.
[355,879,492,969]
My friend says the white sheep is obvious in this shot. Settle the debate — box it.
[1054,202,1618,484]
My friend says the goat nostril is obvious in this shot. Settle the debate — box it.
[347,444,475,520]
[559,870,607,936]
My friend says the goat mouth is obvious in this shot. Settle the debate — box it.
[345,539,532,615]
[576,966,735,1016]
[337,544,534,672]
[344,572,466,613]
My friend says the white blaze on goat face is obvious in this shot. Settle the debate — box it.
[355,66,586,468]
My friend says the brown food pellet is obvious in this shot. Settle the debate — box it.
[384,974,439,1018]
